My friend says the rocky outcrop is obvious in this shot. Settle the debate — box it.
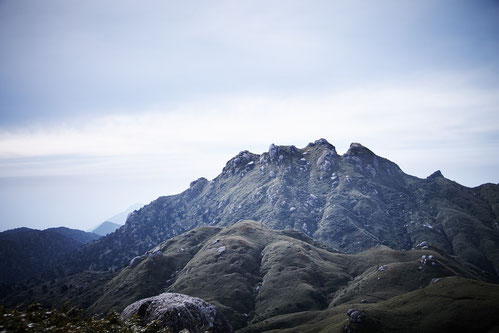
[347,308,366,324]
[129,256,143,268]
[121,293,233,333]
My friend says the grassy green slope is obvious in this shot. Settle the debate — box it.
[0,271,115,310]
[244,276,499,333]
[89,220,489,331]
[89,226,221,314]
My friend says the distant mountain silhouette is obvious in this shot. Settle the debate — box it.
[106,203,143,225]
[91,221,122,236]
[0,227,99,283]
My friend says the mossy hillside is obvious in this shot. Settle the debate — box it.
[330,258,463,306]
[166,222,271,329]
[89,226,221,314]
[362,276,499,333]
[240,276,499,333]
[410,176,499,276]
[87,221,489,331]
[238,306,349,333]
[478,183,499,219]
[326,245,486,306]
[254,239,349,323]
[166,222,491,330]
[433,205,499,274]
[0,270,115,311]
[89,221,351,328]
[348,245,485,279]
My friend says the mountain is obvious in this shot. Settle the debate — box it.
[0,227,100,283]
[106,203,144,225]
[90,204,143,236]
[46,227,101,244]
[4,221,496,332]
[2,135,498,331]
[64,139,499,280]
[242,276,499,333]
[90,221,490,329]
[91,221,122,236]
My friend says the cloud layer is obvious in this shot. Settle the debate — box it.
[2,1,499,124]
[1,76,498,186]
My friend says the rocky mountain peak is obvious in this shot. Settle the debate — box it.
[222,150,259,175]
[187,177,209,197]
[344,142,375,156]
[305,138,337,158]
[189,177,208,187]
[427,170,444,179]
[259,143,298,166]
[306,138,335,149]
[268,143,279,160]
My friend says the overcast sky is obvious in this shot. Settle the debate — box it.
[1,0,498,231]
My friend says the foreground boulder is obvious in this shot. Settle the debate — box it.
[121,293,233,333]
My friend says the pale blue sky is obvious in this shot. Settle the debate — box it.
[0,0,498,231]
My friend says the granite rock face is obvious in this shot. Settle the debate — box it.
[121,293,233,333]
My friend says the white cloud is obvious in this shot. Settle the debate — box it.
[1,76,498,187]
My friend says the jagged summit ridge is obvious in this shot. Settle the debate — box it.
[226,139,338,161]
[221,139,384,174]
[226,139,375,161]
[219,139,401,184]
